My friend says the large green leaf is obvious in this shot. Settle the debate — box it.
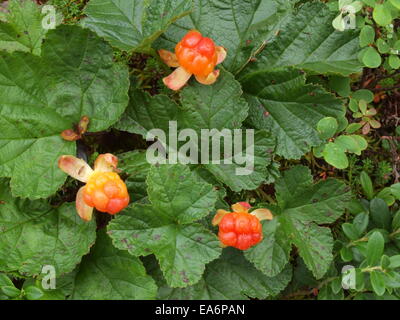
[108,164,221,288]
[82,0,193,53]
[0,0,48,55]
[117,71,275,192]
[155,248,292,299]
[0,179,96,277]
[178,70,248,131]
[155,0,295,73]
[245,166,351,278]
[202,130,275,192]
[244,218,291,278]
[71,231,157,300]
[118,150,152,201]
[0,25,129,199]
[242,68,345,159]
[114,87,180,136]
[239,2,362,76]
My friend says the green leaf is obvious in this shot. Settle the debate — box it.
[360,171,374,200]
[359,25,375,47]
[389,255,400,269]
[239,2,362,76]
[370,270,386,296]
[244,219,292,277]
[157,249,292,299]
[118,150,152,201]
[147,164,218,224]
[390,0,400,9]
[71,230,157,300]
[367,232,385,266]
[335,135,362,154]
[346,123,363,133]
[342,223,361,240]
[280,215,333,279]
[243,68,345,159]
[24,286,44,300]
[0,273,13,287]
[246,166,350,278]
[362,46,382,68]
[115,88,179,137]
[370,198,391,230]
[0,0,49,55]
[0,25,129,199]
[391,183,400,199]
[389,55,400,69]
[1,286,20,298]
[317,117,339,140]
[351,89,374,103]
[380,255,391,270]
[155,0,295,73]
[117,71,275,192]
[353,212,369,234]
[202,130,275,192]
[178,71,248,132]
[108,164,221,288]
[322,142,349,169]
[0,179,97,277]
[329,76,351,97]
[373,4,392,26]
[377,38,391,54]
[82,0,193,53]
[340,246,353,262]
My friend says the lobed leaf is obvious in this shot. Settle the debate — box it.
[0,179,96,277]
[0,25,129,199]
[70,230,157,300]
[82,0,193,53]
[108,164,221,288]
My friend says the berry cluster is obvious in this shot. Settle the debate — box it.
[175,30,218,77]
[218,211,263,250]
[83,171,129,215]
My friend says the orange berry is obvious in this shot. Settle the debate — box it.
[175,30,218,77]
[218,211,263,250]
[83,172,130,215]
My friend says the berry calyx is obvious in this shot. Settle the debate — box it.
[175,30,218,77]
[83,171,129,215]
[218,211,263,250]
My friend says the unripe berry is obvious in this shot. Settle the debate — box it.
[83,171,129,215]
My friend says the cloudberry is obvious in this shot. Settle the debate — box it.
[175,30,218,77]
[218,211,263,250]
[212,202,273,251]
[83,171,129,215]
[159,30,227,91]
[58,153,130,221]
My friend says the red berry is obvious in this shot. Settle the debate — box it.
[218,211,263,250]
[175,30,218,77]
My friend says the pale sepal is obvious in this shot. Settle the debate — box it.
[250,208,274,221]
[231,202,250,213]
[163,66,192,91]
[195,70,220,85]
[158,49,180,67]
[76,186,94,221]
[58,155,94,182]
[216,46,227,65]
[212,209,230,226]
[94,153,119,172]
